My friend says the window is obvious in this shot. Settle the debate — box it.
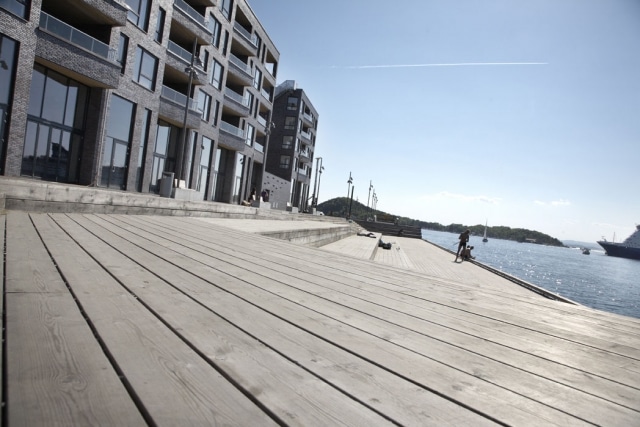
[117,34,129,74]
[209,15,222,48]
[282,136,293,149]
[1,0,28,18]
[210,59,223,89]
[245,124,254,147]
[126,0,151,31]
[197,90,212,122]
[133,47,158,90]
[279,155,290,169]
[154,8,166,43]
[220,0,233,21]
[0,34,17,173]
[284,116,296,130]
[212,100,220,126]
[287,96,298,111]
[136,108,151,191]
[253,68,262,90]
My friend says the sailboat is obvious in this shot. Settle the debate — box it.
[482,221,488,242]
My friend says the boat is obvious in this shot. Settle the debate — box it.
[482,221,488,242]
[597,224,640,260]
[582,248,590,255]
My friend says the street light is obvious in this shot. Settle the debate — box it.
[367,180,373,212]
[347,172,353,199]
[174,40,203,190]
[311,156,323,208]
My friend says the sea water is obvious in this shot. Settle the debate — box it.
[421,229,640,319]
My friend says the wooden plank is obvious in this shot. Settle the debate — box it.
[65,213,499,426]
[4,212,145,426]
[29,213,279,426]
[89,214,608,426]
[5,211,67,293]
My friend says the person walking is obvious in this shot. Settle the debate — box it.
[455,229,470,262]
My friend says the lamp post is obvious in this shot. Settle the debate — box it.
[311,156,323,208]
[347,172,353,199]
[259,120,275,198]
[367,180,373,212]
[316,162,324,207]
[174,40,202,190]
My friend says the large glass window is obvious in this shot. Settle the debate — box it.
[196,136,213,194]
[253,68,262,90]
[210,60,223,89]
[287,96,298,111]
[0,34,18,173]
[219,0,233,21]
[126,0,151,31]
[197,90,212,122]
[209,15,222,48]
[136,109,151,191]
[154,8,166,43]
[245,124,254,147]
[101,95,135,189]
[117,34,129,74]
[133,47,158,90]
[279,155,291,169]
[284,116,296,130]
[282,136,293,149]
[0,0,28,18]
[22,64,87,183]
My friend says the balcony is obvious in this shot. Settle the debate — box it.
[298,148,311,164]
[302,111,315,126]
[260,86,272,104]
[158,85,201,127]
[231,22,258,56]
[171,0,213,44]
[36,12,120,88]
[226,54,253,86]
[223,88,250,116]
[218,121,247,151]
[39,12,117,62]
[300,130,312,143]
[165,40,207,85]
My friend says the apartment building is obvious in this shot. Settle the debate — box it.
[0,0,279,204]
[264,80,318,211]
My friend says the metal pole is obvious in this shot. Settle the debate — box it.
[347,172,352,199]
[348,186,354,219]
[367,180,372,210]
[311,156,322,207]
[316,159,324,206]
[175,39,198,189]
[259,119,274,199]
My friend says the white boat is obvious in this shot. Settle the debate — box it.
[482,221,488,243]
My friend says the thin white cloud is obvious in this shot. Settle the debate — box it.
[534,199,571,206]
[427,191,501,204]
[335,62,548,70]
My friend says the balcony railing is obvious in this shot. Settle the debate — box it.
[257,115,267,127]
[224,88,250,107]
[260,88,271,103]
[161,85,198,111]
[300,130,312,141]
[220,121,245,139]
[167,40,206,73]
[233,22,258,48]
[229,54,253,77]
[39,12,117,62]
[174,0,213,33]
[303,112,314,123]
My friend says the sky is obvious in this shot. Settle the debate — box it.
[248,0,640,243]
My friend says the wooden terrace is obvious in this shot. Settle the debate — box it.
[3,211,640,426]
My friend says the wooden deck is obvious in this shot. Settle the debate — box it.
[4,212,640,426]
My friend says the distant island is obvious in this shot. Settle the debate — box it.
[317,197,565,247]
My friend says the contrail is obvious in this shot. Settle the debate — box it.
[336,62,547,69]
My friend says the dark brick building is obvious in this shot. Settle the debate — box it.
[265,80,318,211]
[0,0,279,204]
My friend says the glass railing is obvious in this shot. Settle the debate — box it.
[257,115,267,127]
[255,142,264,153]
[260,88,271,103]
[167,40,206,73]
[229,54,253,77]
[224,88,250,107]
[173,0,212,33]
[160,85,198,111]
[303,112,314,123]
[233,22,258,48]
[39,12,117,62]
[300,130,312,141]
[220,121,245,139]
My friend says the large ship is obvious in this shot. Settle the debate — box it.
[597,225,640,260]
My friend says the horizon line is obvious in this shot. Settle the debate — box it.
[335,62,548,69]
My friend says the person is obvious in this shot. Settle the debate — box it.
[241,188,257,206]
[455,229,470,262]
[462,245,475,261]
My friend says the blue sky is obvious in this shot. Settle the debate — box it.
[248,0,640,243]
